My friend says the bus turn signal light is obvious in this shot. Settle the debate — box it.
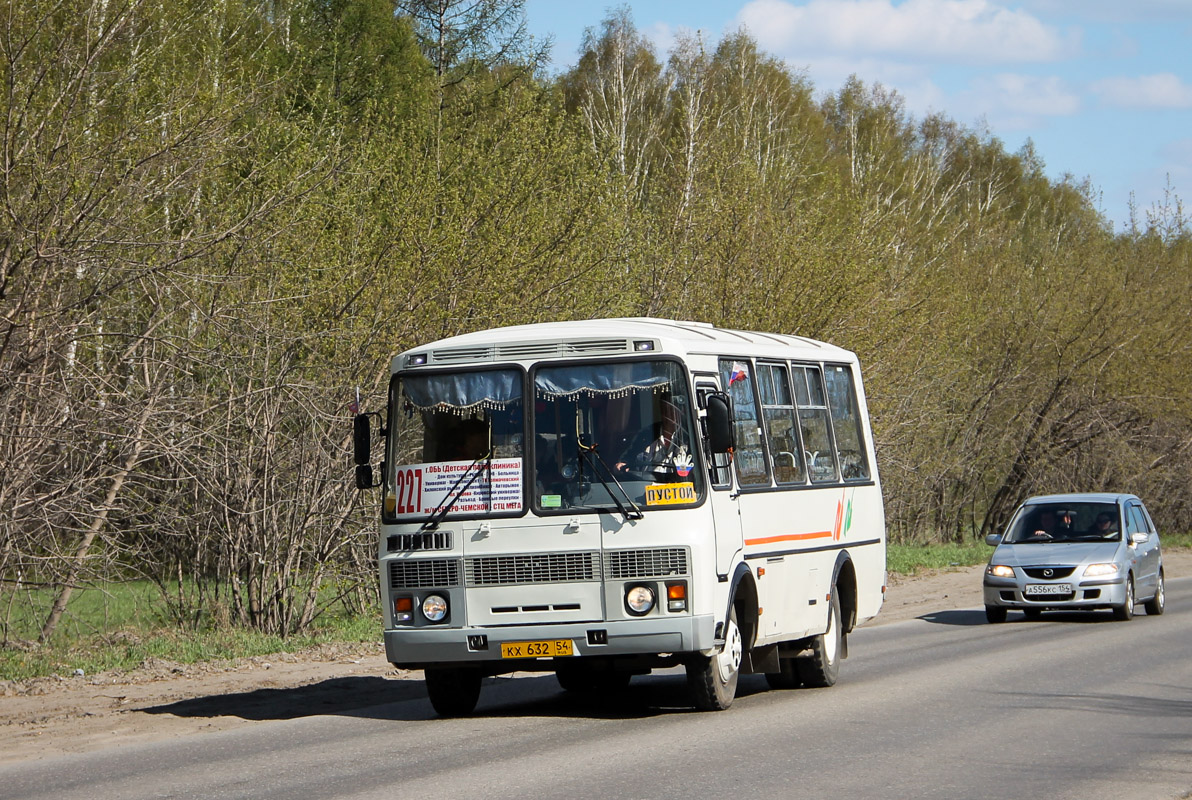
[393,596,414,623]
[666,581,687,612]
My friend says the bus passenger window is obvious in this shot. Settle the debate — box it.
[758,364,805,485]
[792,365,838,484]
[720,359,770,487]
[824,365,871,481]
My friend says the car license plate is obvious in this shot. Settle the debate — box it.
[500,639,574,659]
[1025,583,1072,595]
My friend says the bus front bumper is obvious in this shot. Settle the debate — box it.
[385,614,717,669]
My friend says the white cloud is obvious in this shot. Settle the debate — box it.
[1091,73,1192,109]
[950,73,1080,132]
[736,0,1078,64]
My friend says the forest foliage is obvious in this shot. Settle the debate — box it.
[2,0,1189,645]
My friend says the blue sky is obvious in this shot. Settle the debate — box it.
[524,0,1192,232]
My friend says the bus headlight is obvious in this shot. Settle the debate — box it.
[422,594,449,623]
[625,585,655,616]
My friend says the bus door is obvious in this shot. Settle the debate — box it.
[696,377,741,578]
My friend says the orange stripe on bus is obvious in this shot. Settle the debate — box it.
[745,531,833,546]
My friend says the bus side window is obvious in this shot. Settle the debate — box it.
[696,381,732,489]
[792,365,838,484]
[823,364,871,481]
[720,359,770,487]
[758,363,805,485]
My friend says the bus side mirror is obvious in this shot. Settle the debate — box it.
[705,393,734,454]
[355,464,375,490]
[353,414,372,465]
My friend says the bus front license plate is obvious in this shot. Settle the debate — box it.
[500,639,574,659]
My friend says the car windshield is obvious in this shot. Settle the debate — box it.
[1003,502,1122,543]
[532,359,703,514]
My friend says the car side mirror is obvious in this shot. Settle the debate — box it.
[705,392,734,454]
[1130,531,1149,545]
[353,414,372,466]
[985,533,1003,546]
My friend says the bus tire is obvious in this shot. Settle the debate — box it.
[424,667,482,717]
[556,663,631,693]
[686,605,742,710]
[796,592,841,688]
[764,656,802,690]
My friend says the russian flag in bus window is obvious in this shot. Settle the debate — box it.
[729,362,748,385]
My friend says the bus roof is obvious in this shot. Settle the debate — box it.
[392,318,857,372]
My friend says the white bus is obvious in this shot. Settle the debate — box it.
[353,318,886,715]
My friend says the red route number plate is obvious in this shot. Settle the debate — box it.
[500,639,574,658]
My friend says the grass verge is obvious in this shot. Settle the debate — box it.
[4,536,1189,682]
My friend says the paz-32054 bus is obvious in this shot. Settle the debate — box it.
[353,319,886,715]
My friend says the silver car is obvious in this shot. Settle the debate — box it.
[983,493,1165,623]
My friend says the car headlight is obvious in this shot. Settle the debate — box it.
[625,584,656,616]
[1083,563,1120,577]
[422,594,449,622]
[987,564,1015,578]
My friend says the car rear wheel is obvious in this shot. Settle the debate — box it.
[985,605,1007,624]
[1112,576,1135,621]
[1022,608,1042,620]
[1143,570,1165,616]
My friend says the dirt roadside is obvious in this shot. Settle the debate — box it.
[3,549,1189,766]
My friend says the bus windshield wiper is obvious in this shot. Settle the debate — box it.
[576,439,644,522]
[421,449,493,532]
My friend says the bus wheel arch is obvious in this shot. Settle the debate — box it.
[831,552,859,642]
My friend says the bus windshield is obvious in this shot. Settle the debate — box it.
[385,368,525,521]
[532,360,703,513]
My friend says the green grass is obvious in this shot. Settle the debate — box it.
[0,610,378,682]
[4,534,1190,682]
[886,542,994,576]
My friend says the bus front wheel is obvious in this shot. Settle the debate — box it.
[686,605,742,710]
[424,666,482,717]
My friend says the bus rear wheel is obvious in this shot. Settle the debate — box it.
[424,666,482,717]
[796,592,841,688]
[686,605,741,710]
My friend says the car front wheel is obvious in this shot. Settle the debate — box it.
[1112,576,1135,622]
[985,605,1007,624]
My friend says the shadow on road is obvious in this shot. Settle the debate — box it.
[142,672,784,723]
[916,609,990,626]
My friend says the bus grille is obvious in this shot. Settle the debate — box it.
[387,530,453,552]
[389,558,460,589]
[466,551,600,586]
[605,548,689,579]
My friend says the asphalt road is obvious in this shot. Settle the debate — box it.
[4,578,1191,800]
